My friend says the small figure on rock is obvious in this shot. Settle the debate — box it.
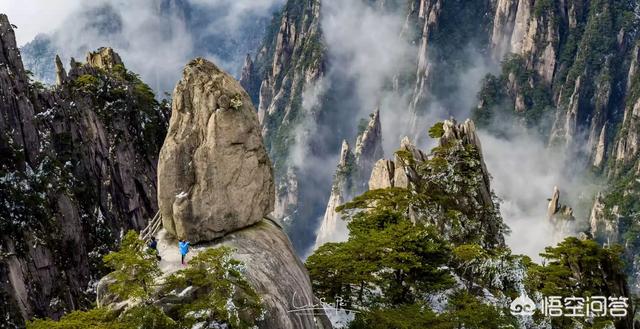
[148,236,161,261]
[179,239,190,265]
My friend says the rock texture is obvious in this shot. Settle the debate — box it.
[589,193,619,245]
[150,58,326,328]
[179,220,324,329]
[441,120,493,206]
[367,137,425,191]
[366,119,506,248]
[546,186,575,222]
[0,15,167,326]
[314,111,383,248]
[314,141,353,248]
[158,58,275,243]
[85,47,123,70]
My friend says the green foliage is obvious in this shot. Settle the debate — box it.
[533,0,555,17]
[308,209,453,307]
[357,118,369,136]
[347,291,516,329]
[102,231,161,302]
[0,133,72,247]
[525,237,630,328]
[67,64,167,157]
[428,122,445,138]
[27,308,124,329]
[27,305,175,329]
[230,94,244,110]
[452,244,488,263]
[439,291,517,329]
[472,55,554,136]
[161,247,263,329]
[74,74,101,93]
[31,236,261,329]
[307,130,516,327]
[118,305,176,329]
[527,237,626,296]
[348,303,443,329]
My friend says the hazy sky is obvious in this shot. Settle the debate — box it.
[0,0,82,46]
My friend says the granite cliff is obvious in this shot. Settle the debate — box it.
[0,14,167,327]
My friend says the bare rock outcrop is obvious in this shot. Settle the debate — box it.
[590,193,619,245]
[354,110,384,188]
[158,58,275,243]
[209,220,322,329]
[314,141,353,248]
[314,110,384,248]
[547,186,575,222]
[151,58,326,328]
[369,159,395,190]
[85,47,123,70]
[0,14,166,326]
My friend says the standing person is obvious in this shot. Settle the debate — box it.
[179,239,190,265]
[148,236,161,261]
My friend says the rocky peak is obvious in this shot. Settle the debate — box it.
[54,54,67,85]
[85,47,123,70]
[0,14,39,165]
[158,58,275,243]
[489,0,558,83]
[314,111,385,248]
[589,193,613,242]
[239,53,259,103]
[0,14,27,82]
[369,159,396,190]
[1,14,167,326]
[240,53,253,87]
[355,110,384,170]
[354,110,384,190]
[441,119,492,205]
[244,0,324,251]
[547,186,575,222]
[339,139,352,167]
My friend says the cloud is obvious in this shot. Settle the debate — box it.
[0,0,83,46]
[322,0,416,154]
[189,0,283,30]
[479,128,594,261]
[12,0,283,94]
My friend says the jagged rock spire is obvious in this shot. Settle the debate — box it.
[547,186,575,222]
[85,47,123,70]
[239,53,253,90]
[0,14,27,82]
[314,110,385,249]
[55,54,67,86]
[355,109,384,190]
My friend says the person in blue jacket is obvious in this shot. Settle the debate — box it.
[148,236,161,261]
[178,239,190,265]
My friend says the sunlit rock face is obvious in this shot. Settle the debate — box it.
[158,58,275,243]
[153,57,327,328]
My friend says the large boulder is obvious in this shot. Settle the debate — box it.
[158,58,275,242]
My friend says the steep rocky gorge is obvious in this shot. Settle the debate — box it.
[476,0,640,292]
[240,0,499,253]
[0,14,167,327]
